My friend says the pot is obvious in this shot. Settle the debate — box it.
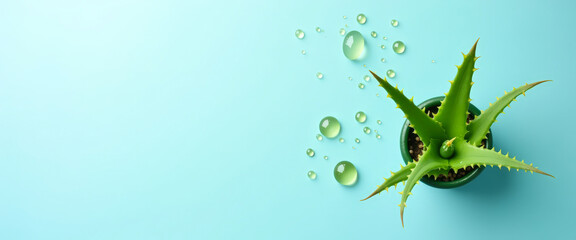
[399,96,493,188]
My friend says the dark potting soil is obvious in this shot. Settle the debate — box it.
[407,105,487,182]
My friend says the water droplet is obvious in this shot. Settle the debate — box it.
[343,16,347,19]
[339,138,345,143]
[387,69,396,78]
[377,120,382,125]
[348,77,353,81]
[334,161,358,186]
[362,64,367,68]
[324,156,328,160]
[383,36,388,40]
[381,58,386,63]
[301,50,306,55]
[391,19,399,27]
[343,31,365,60]
[306,148,315,157]
[363,75,370,82]
[381,45,386,49]
[432,60,436,63]
[355,111,367,123]
[308,170,317,180]
[295,29,305,39]
[358,83,365,89]
[393,41,406,54]
[374,130,378,133]
[345,24,349,28]
[376,93,380,97]
[339,28,346,36]
[316,134,323,141]
[316,27,322,33]
[316,72,323,79]
[357,14,367,24]
[363,127,371,134]
[355,138,360,143]
[319,116,341,138]
[371,31,377,38]
[376,134,381,139]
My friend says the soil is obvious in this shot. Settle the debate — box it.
[407,105,487,182]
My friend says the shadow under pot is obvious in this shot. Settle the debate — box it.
[399,96,493,189]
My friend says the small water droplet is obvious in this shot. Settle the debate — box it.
[324,156,328,160]
[387,69,396,78]
[374,130,378,133]
[376,93,380,97]
[381,45,386,49]
[355,111,367,123]
[371,31,377,38]
[339,138,345,143]
[383,36,388,40]
[362,64,367,67]
[345,24,349,28]
[363,127,371,134]
[343,16,347,19]
[306,148,315,157]
[295,29,305,39]
[343,31,365,60]
[363,75,370,82]
[316,134,323,141]
[376,134,381,139]
[316,72,323,79]
[377,120,382,125]
[348,77,352,81]
[319,116,341,138]
[393,41,406,54]
[308,170,317,180]
[391,19,399,27]
[301,50,306,55]
[334,161,358,186]
[432,60,436,63]
[355,138,360,143]
[316,27,322,32]
[339,28,346,35]
[357,14,367,24]
[358,83,365,89]
[381,58,386,62]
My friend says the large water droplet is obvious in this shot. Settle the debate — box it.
[387,69,396,78]
[319,116,341,138]
[295,29,305,39]
[355,111,367,123]
[343,31,365,60]
[306,148,315,157]
[391,19,399,27]
[363,127,371,134]
[393,41,406,54]
[334,161,358,186]
[357,14,367,24]
[308,170,317,180]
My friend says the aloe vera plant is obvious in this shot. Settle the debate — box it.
[362,39,554,227]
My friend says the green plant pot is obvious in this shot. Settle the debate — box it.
[399,96,493,189]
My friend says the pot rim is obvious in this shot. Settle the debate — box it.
[399,96,493,189]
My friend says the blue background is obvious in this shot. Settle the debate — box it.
[0,0,574,239]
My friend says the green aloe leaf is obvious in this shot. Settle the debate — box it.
[466,81,551,146]
[371,71,446,146]
[434,39,479,138]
